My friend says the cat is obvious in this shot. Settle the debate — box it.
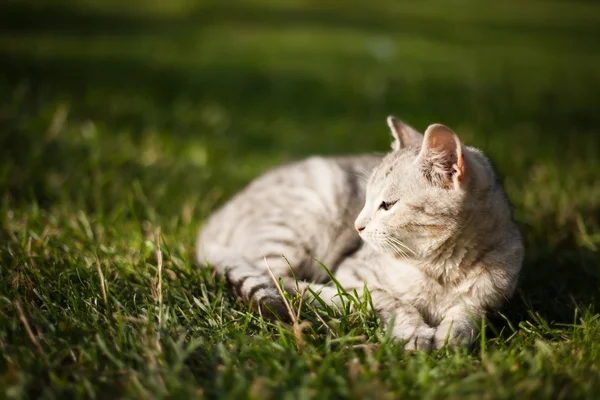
[196,117,524,350]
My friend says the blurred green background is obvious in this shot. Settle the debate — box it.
[1,0,600,396]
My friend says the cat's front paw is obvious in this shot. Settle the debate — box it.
[398,325,435,352]
[433,325,475,350]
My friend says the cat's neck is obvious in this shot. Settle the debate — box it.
[417,214,502,284]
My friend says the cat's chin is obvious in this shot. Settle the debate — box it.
[363,239,389,255]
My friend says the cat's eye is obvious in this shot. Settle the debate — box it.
[379,200,397,211]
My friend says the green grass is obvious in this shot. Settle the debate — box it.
[1,0,600,398]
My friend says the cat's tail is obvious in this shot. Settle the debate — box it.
[196,240,289,320]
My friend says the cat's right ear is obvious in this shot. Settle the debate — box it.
[387,116,423,151]
[418,124,465,190]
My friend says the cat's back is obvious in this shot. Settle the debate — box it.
[206,154,380,218]
[197,154,382,272]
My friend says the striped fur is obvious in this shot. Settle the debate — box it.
[196,155,382,318]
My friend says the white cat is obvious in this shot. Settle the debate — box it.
[197,117,524,350]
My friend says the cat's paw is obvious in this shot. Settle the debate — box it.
[252,288,290,321]
[400,325,435,352]
[433,326,474,350]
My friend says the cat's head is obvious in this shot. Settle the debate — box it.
[355,116,501,260]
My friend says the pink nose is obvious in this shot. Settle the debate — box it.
[356,225,365,233]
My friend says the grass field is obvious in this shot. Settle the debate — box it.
[1,0,600,398]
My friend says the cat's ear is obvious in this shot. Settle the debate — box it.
[417,124,465,190]
[387,116,423,151]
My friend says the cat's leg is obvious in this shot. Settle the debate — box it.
[433,302,480,350]
[433,275,495,349]
[332,251,435,350]
[198,240,310,320]
[370,288,435,351]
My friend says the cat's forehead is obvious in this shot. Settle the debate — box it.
[369,148,418,188]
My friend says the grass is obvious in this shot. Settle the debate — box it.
[1,0,600,398]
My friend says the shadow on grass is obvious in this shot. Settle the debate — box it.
[499,212,600,325]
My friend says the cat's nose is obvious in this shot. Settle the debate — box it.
[355,224,365,233]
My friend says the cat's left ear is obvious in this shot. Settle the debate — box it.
[417,124,466,190]
[387,116,423,151]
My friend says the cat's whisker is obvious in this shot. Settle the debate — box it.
[373,234,394,255]
[396,240,415,256]
[386,235,415,258]
[382,236,409,259]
